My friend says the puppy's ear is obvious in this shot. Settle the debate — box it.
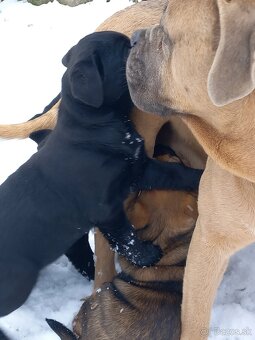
[208,0,255,106]
[62,46,74,67]
[70,53,104,108]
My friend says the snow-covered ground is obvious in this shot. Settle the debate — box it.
[0,0,255,339]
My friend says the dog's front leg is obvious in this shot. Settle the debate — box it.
[94,228,116,291]
[181,159,255,340]
[136,159,203,192]
[181,217,230,340]
[130,106,167,156]
[99,211,162,267]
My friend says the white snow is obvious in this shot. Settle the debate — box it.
[0,0,255,339]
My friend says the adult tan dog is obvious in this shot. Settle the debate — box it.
[126,0,255,339]
[47,152,198,340]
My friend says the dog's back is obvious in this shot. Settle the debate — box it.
[75,278,181,340]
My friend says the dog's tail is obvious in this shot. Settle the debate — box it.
[0,101,59,140]
[0,328,9,340]
[46,319,77,340]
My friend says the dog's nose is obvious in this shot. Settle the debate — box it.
[131,30,142,47]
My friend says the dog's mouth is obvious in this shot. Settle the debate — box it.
[126,26,172,116]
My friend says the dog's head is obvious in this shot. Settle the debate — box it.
[127,0,255,115]
[62,31,131,108]
[124,150,198,273]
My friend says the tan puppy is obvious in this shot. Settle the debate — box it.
[47,152,198,340]
[126,0,255,339]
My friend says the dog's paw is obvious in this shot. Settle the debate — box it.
[113,238,162,267]
[100,222,162,267]
[127,241,162,267]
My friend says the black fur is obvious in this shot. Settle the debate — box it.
[30,129,51,148]
[30,120,95,280]
[65,234,94,280]
[31,127,95,280]
[0,31,203,317]
[46,319,77,340]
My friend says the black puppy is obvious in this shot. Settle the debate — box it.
[0,31,202,317]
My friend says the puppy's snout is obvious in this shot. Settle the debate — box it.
[131,30,143,47]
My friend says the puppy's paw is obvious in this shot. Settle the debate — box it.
[126,241,162,267]
[113,237,162,267]
[100,219,162,267]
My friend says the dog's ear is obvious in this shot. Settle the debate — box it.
[208,0,255,106]
[62,46,74,67]
[69,53,104,108]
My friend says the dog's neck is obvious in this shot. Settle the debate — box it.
[58,96,125,126]
[181,100,255,183]
[54,91,134,147]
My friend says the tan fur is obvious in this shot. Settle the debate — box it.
[125,0,255,338]
[0,101,58,139]
[72,153,198,340]
[93,228,116,291]
[208,0,255,106]
[96,0,167,36]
